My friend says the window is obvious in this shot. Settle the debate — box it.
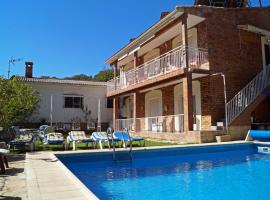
[107,98,113,108]
[64,96,83,108]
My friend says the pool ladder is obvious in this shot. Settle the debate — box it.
[107,128,133,161]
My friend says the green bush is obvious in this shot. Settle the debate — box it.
[0,77,40,128]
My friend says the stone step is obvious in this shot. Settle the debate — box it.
[216,135,231,142]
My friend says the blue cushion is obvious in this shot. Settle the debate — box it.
[113,131,144,142]
[250,130,270,141]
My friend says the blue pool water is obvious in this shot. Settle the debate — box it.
[57,143,270,200]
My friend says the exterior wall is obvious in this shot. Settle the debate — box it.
[162,86,174,116]
[199,77,212,130]
[136,92,145,118]
[143,48,160,63]
[132,130,224,143]
[25,82,112,125]
[190,7,270,127]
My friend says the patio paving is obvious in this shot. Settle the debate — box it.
[0,154,27,200]
[25,151,97,200]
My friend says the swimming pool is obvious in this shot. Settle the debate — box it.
[56,143,270,200]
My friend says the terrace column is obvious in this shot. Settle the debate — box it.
[133,51,138,84]
[183,72,193,131]
[133,92,137,132]
[113,96,119,131]
[113,61,118,90]
[181,14,189,69]
[113,60,118,78]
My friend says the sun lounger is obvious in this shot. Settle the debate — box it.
[0,142,9,174]
[42,126,65,147]
[44,133,65,146]
[91,132,120,149]
[67,131,95,150]
[0,148,9,174]
[113,131,145,147]
[9,128,35,151]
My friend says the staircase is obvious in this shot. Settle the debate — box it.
[226,64,270,125]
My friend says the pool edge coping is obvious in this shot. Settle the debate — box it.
[54,140,251,156]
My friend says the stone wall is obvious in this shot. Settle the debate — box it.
[161,86,175,116]
[132,130,225,144]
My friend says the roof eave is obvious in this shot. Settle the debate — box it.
[105,8,182,65]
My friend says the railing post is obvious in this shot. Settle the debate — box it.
[113,61,118,90]
[134,51,138,84]
[133,92,137,132]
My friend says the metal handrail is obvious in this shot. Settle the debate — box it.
[107,128,116,161]
[226,64,270,125]
[122,128,132,160]
[108,127,132,161]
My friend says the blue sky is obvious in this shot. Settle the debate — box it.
[0,0,269,78]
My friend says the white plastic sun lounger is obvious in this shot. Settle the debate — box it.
[0,148,9,174]
[42,126,65,147]
[67,131,95,151]
[91,132,116,149]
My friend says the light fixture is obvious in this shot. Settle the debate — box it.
[266,37,270,44]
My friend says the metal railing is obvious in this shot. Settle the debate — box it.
[107,46,209,92]
[115,118,135,131]
[116,114,184,133]
[226,64,270,125]
[136,114,184,133]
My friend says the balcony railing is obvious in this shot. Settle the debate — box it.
[115,114,184,133]
[107,46,209,93]
[115,118,135,131]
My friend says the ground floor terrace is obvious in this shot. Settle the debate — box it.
[111,69,247,143]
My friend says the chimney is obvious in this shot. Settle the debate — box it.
[25,62,33,78]
[160,11,170,20]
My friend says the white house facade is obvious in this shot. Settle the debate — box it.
[19,77,113,130]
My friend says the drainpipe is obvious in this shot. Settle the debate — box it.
[211,72,228,133]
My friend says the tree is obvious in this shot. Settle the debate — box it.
[64,74,93,81]
[94,69,114,82]
[0,77,40,128]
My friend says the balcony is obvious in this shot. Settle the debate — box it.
[107,46,209,96]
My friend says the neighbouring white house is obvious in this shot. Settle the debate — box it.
[18,62,113,130]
